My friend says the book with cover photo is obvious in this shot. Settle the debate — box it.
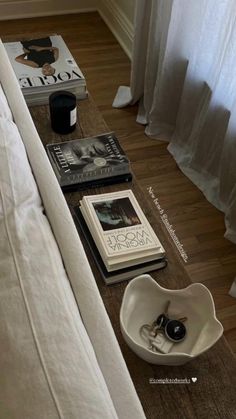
[73,206,167,285]
[79,190,165,272]
[3,35,87,104]
[46,132,132,190]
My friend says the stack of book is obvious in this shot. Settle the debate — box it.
[74,190,167,284]
[4,35,87,105]
[46,132,132,191]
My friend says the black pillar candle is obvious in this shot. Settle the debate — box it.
[49,91,77,134]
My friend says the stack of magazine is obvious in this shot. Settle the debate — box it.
[46,132,132,191]
[4,35,87,105]
[73,190,167,284]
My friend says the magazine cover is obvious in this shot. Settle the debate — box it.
[46,132,131,187]
[4,35,85,90]
[81,190,164,260]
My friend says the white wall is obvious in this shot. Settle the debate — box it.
[98,0,136,59]
[112,0,136,23]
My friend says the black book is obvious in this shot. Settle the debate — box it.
[62,173,132,192]
[73,206,167,285]
[46,132,132,190]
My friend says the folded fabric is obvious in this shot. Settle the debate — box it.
[0,83,12,120]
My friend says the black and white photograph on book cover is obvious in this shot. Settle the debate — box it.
[46,132,131,189]
[93,197,141,231]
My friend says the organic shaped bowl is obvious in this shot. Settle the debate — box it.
[120,274,223,365]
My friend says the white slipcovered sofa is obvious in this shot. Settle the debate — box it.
[0,40,145,419]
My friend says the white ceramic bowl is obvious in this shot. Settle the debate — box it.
[120,274,223,365]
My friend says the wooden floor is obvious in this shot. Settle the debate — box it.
[1,12,236,352]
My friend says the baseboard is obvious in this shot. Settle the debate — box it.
[0,0,97,21]
[98,0,134,60]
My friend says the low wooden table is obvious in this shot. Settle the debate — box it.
[30,96,236,419]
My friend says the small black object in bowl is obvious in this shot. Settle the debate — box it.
[49,91,77,134]
[156,314,186,342]
[165,320,186,342]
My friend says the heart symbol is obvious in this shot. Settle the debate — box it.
[191,377,197,383]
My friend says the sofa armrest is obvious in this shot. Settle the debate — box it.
[0,39,145,419]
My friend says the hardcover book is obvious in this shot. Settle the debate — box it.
[79,189,165,272]
[46,132,132,190]
[73,207,167,285]
[4,35,87,105]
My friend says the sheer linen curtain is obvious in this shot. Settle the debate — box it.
[113,0,236,294]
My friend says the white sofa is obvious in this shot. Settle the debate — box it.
[0,40,145,419]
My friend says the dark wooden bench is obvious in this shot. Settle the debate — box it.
[30,95,236,419]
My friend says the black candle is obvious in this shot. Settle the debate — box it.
[49,91,77,134]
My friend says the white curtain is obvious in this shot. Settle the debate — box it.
[113,0,236,246]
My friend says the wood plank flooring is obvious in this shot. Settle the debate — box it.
[1,12,236,352]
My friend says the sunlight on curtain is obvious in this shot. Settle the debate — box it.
[113,0,236,246]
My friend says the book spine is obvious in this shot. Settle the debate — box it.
[61,173,132,192]
[62,165,130,186]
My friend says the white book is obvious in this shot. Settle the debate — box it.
[73,205,167,284]
[3,35,86,98]
[80,190,165,271]
[80,204,163,271]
